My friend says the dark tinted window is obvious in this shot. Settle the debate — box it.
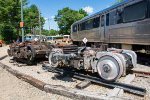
[47,37,52,40]
[109,10,117,25]
[148,0,150,17]
[78,24,80,31]
[73,25,77,32]
[101,15,105,27]
[93,17,100,28]
[81,22,85,30]
[123,1,146,22]
[53,36,63,39]
[116,9,123,24]
[106,13,109,26]
[85,19,93,30]
[55,37,63,39]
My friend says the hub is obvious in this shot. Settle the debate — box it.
[103,64,111,73]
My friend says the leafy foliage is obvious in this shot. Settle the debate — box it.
[55,7,88,35]
[0,0,24,43]
[49,29,59,36]
[114,0,124,4]
[24,4,45,34]
[0,0,45,43]
[42,29,59,36]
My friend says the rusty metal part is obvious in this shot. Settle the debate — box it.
[48,46,137,81]
[0,40,3,47]
[62,45,78,54]
[7,41,50,65]
[132,70,150,76]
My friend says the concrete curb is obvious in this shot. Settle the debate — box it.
[44,84,110,100]
[0,59,128,100]
[0,55,8,60]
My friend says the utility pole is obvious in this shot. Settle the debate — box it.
[38,8,42,41]
[21,0,24,42]
[48,18,50,32]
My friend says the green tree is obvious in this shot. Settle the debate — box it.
[24,4,45,34]
[0,0,28,42]
[79,9,88,17]
[0,0,45,43]
[55,7,88,35]
[49,29,59,36]
[42,29,49,36]
[42,29,59,36]
[115,0,124,4]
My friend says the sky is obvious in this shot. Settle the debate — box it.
[28,0,117,30]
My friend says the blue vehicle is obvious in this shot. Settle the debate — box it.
[25,34,36,41]
[25,34,46,41]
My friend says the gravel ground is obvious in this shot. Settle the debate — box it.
[0,67,71,100]
[134,64,150,72]
[0,46,150,100]
[0,46,71,100]
[0,45,9,58]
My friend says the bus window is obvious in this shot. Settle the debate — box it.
[106,13,109,26]
[85,19,93,30]
[47,37,53,40]
[116,9,123,24]
[148,0,150,18]
[25,35,32,41]
[123,1,147,22]
[55,36,63,39]
[93,16,100,28]
[26,36,31,39]
[101,15,105,27]
[63,35,69,39]
[73,25,77,32]
[81,22,85,31]
[109,10,117,25]
[78,24,80,31]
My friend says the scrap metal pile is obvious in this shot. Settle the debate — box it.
[7,41,50,64]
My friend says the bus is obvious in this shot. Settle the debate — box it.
[25,34,46,41]
[71,0,150,54]
[47,35,63,44]
[63,35,72,43]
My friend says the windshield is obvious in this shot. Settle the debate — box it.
[47,37,53,40]
[26,36,32,38]
[54,36,63,39]
[64,36,68,38]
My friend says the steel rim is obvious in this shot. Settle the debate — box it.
[97,56,121,81]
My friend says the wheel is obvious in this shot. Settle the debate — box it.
[7,49,11,56]
[96,55,123,81]
[122,50,137,68]
[26,49,35,65]
[49,49,63,67]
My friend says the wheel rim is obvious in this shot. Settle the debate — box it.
[49,52,59,67]
[97,56,121,81]
[27,50,33,61]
